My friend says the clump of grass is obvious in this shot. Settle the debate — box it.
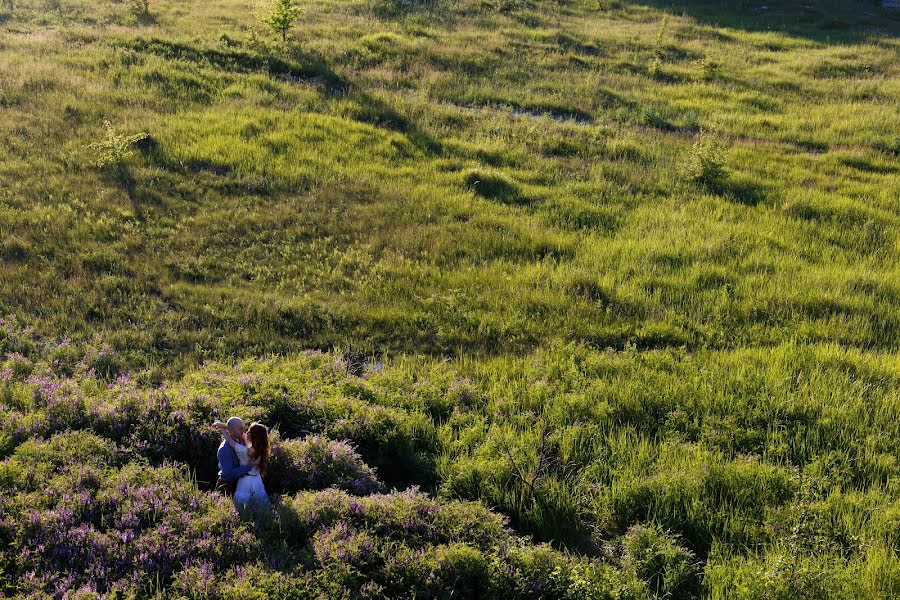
[128,0,153,24]
[696,54,722,81]
[0,236,31,262]
[463,168,528,205]
[622,523,701,598]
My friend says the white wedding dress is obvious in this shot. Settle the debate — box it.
[233,443,269,507]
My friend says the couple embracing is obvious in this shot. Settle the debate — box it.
[213,417,270,507]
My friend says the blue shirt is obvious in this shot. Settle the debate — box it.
[217,440,252,482]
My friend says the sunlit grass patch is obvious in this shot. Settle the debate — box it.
[161,107,421,185]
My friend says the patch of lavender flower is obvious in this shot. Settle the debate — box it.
[2,434,257,597]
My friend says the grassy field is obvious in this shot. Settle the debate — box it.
[1,0,899,596]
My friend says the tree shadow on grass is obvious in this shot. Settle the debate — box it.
[122,35,444,154]
[709,177,770,206]
[463,168,532,206]
[344,90,443,155]
[119,36,349,92]
[633,0,900,45]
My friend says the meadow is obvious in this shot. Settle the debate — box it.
[0,0,899,596]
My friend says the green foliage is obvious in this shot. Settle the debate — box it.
[266,434,382,494]
[259,0,301,42]
[696,54,721,82]
[128,0,152,23]
[622,523,700,598]
[682,131,727,187]
[1,324,900,596]
[87,120,148,169]
[648,15,669,80]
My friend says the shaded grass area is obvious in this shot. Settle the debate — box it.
[633,0,900,44]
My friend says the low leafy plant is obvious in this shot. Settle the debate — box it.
[128,0,151,23]
[622,523,700,598]
[682,131,727,187]
[696,55,722,81]
[88,120,148,169]
[648,15,669,79]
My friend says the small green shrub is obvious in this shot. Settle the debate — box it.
[648,15,669,80]
[88,120,148,169]
[622,523,700,598]
[696,55,722,81]
[128,0,151,23]
[681,132,727,187]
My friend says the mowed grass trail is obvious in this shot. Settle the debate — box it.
[0,0,899,596]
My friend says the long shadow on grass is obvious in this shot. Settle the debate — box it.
[712,178,770,206]
[116,37,347,90]
[633,0,900,45]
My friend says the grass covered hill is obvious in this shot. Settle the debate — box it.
[1,0,899,597]
[1,0,898,372]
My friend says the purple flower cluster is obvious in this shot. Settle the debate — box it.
[312,522,377,571]
[3,433,257,597]
[0,322,624,598]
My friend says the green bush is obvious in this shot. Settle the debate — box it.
[681,132,727,188]
[88,120,148,169]
[622,523,700,598]
[259,0,301,42]
[266,434,381,495]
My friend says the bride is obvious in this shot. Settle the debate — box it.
[212,419,270,507]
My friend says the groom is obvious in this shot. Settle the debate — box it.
[215,416,251,496]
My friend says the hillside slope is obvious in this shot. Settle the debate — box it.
[1,0,899,596]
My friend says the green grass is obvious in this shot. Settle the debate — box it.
[0,0,899,595]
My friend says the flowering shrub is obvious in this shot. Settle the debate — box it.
[267,434,382,495]
[275,488,628,598]
[0,433,257,597]
[0,315,38,358]
[280,488,509,547]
